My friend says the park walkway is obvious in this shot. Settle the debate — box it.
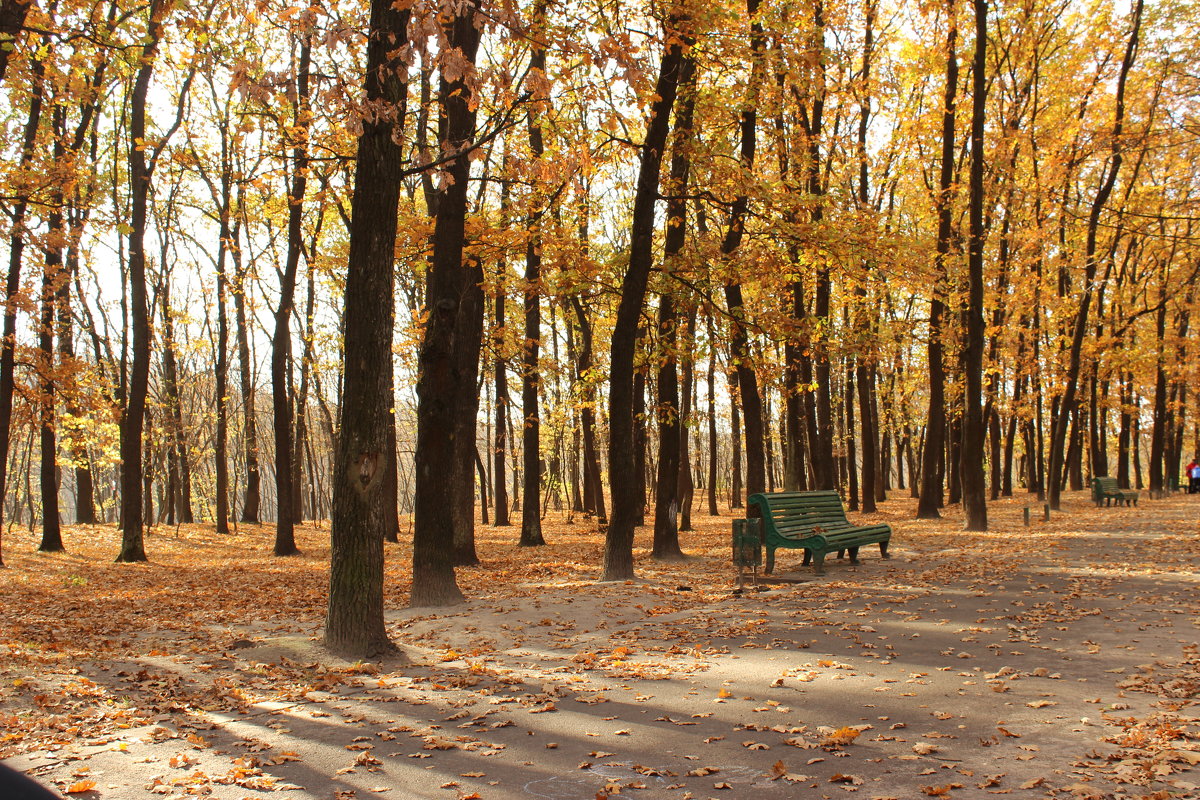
[2,493,1198,799]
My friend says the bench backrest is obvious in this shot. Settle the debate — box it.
[748,490,851,536]
[1092,476,1120,495]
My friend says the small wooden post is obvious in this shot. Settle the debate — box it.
[1043,503,1051,521]
[1023,506,1030,527]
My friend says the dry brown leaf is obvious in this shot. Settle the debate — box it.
[823,726,863,746]
[829,773,864,785]
[66,781,97,794]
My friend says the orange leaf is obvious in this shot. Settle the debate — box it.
[67,781,97,794]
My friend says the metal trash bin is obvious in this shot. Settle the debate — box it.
[732,518,762,589]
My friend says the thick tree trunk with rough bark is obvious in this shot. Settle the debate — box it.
[325,0,411,657]
[410,0,483,606]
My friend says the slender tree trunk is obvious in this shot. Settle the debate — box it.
[520,10,548,546]
[0,52,46,564]
[723,0,767,503]
[213,158,233,533]
[653,48,696,559]
[272,33,311,556]
[117,0,172,563]
[64,211,96,524]
[917,2,957,520]
[707,314,719,515]
[855,0,878,511]
[677,308,697,531]
[1048,0,1142,509]
[493,283,511,526]
[294,255,318,524]
[38,181,64,553]
[728,367,743,508]
[231,214,261,522]
[961,0,988,530]
[518,237,543,544]
[603,9,689,580]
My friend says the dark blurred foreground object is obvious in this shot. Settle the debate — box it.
[0,762,61,799]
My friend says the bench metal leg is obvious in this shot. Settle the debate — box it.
[879,541,890,559]
[847,546,860,565]
[765,546,776,575]
[812,551,826,575]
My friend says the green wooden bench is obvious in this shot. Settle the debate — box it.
[1091,476,1138,507]
[747,490,892,576]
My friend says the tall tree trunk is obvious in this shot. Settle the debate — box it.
[1048,0,1142,509]
[917,2,957,520]
[64,209,96,524]
[493,280,511,526]
[410,0,484,606]
[728,367,743,508]
[233,223,261,523]
[677,308,697,531]
[520,8,548,546]
[38,163,64,553]
[961,0,988,530]
[0,50,46,564]
[855,0,878,511]
[603,8,689,581]
[294,250,318,524]
[653,47,696,559]
[706,314,719,515]
[213,148,233,533]
[117,0,172,563]
[272,32,311,556]
[161,279,193,524]
[723,0,767,503]
[325,0,411,657]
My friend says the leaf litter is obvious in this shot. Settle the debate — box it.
[0,493,1197,797]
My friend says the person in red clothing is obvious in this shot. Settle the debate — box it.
[1187,457,1200,494]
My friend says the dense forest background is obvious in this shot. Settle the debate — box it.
[1,0,1197,638]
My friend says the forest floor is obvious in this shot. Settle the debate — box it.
[0,491,1198,800]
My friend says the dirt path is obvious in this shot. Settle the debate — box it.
[2,493,1198,799]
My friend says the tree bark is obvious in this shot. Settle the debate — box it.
[492,277,510,526]
[917,2,957,520]
[961,0,988,531]
[1047,0,1142,509]
[325,0,411,658]
[652,47,696,560]
[272,32,311,556]
[117,0,172,563]
[410,0,484,606]
[603,8,689,581]
[722,0,768,503]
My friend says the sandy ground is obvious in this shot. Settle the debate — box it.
[1,491,1198,799]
